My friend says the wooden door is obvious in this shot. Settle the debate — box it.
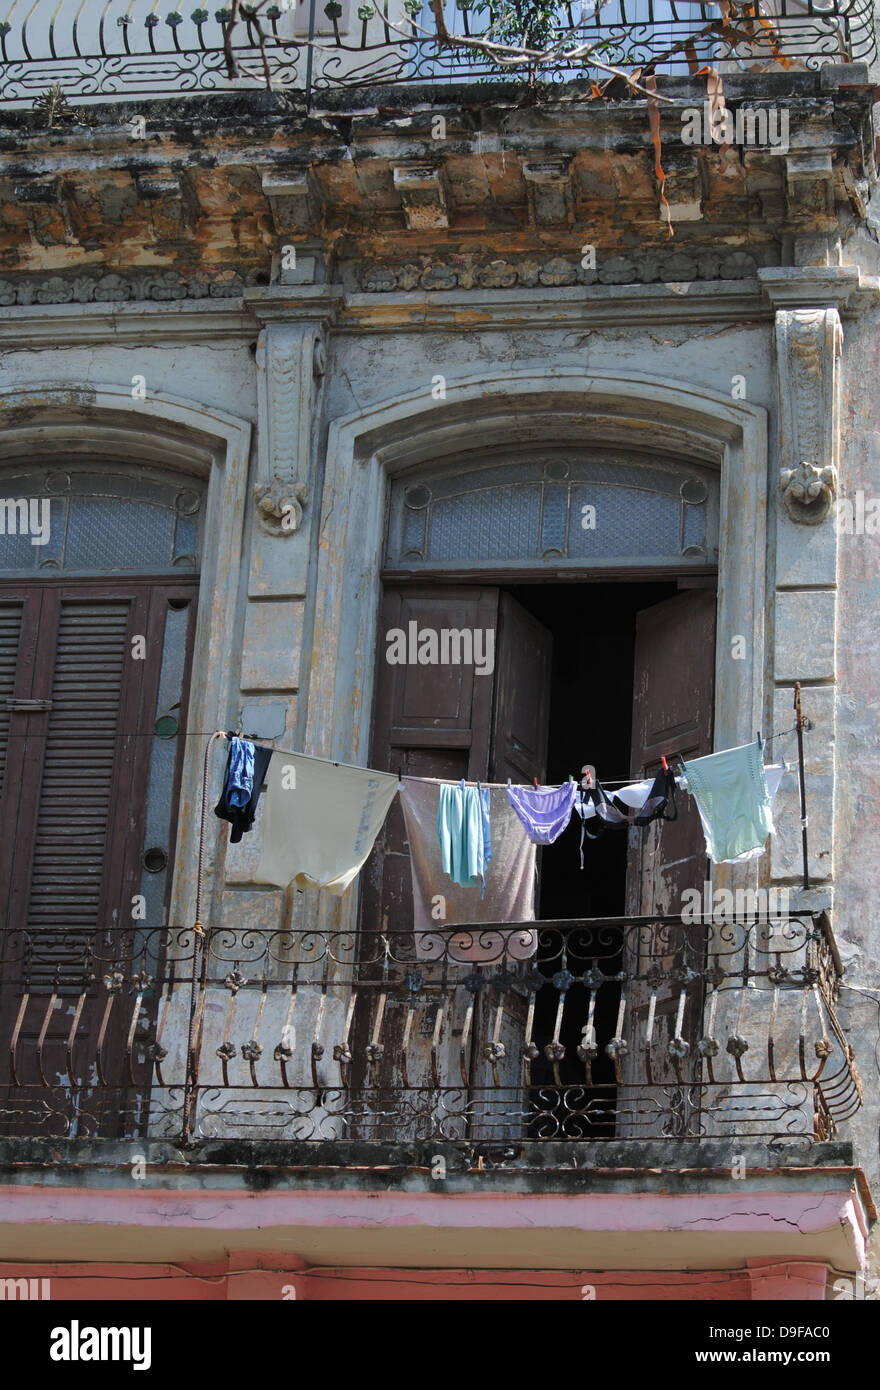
[0,579,198,1137]
[622,588,716,1124]
[358,586,552,1129]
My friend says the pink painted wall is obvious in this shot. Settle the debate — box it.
[0,1259,828,1300]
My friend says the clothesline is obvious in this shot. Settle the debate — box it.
[200,731,806,964]
[224,727,800,792]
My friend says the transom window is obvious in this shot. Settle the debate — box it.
[0,465,204,576]
[384,449,719,572]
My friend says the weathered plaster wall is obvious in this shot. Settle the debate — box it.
[0,266,877,1273]
[830,301,880,1265]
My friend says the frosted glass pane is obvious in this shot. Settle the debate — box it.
[569,485,681,557]
[66,498,174,570]
[428,486,542,560]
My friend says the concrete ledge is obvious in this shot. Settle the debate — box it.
[0,1139,871,1271]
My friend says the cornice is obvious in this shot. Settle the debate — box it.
[337,280,771,331]
[0,298,257,346]
[1,266,877,349]
[758,266,880,315]
[241,285,344,326]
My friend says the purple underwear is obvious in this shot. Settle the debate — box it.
[506,781,578,845]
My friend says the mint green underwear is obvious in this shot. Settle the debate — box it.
[681,740,775,864]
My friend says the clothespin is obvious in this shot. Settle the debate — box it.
[661,756,668,772]
[533,776,538,789]
[756,729,763,752]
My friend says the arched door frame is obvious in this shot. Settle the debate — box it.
[306,367,769,934]
[0,383,253,934]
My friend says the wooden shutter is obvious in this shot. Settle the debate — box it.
[3,592,148,976]
[625,588,716,915]
[0,600,24,801]
[489,591,552,784]
[0,579,197,1136]
[621,587,716,1110]
[361,585,501,941]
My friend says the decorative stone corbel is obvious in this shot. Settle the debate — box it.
[253,479,308,534]
[773,307,842,525]
[253,322,324,536]
[779,460,837,525]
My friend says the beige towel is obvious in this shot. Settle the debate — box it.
[400,778,538,964]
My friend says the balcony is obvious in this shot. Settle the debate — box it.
[0,0,876,107]
[0,911,862,1153]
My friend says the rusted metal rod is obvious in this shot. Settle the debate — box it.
[793,682,810,892]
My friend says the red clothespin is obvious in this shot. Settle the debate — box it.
[533,776,539,789]
[661,756,668,772]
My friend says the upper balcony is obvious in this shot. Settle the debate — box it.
[0,0,876,108]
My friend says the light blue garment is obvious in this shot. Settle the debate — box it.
[681,740,775,863]
[437,781,491,892]
[478,784,491,876]
[227,736,255,809]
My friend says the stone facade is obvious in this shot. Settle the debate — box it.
[1,62,879,1297]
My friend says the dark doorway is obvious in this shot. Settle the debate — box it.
[510,581,678,922]
[509,581,679,1131]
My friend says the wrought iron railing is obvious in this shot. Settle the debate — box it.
[0,0,875,108]
[0,912,862,1148]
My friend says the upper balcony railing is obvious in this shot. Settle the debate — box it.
[0,0,876,108]
[0,912,862,1151]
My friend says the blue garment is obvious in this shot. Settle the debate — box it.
[227,736,255,809]
[479,784,491,875]
[437,781,491,893]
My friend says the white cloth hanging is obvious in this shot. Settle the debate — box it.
[254,751,399,894]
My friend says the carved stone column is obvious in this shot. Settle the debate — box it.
[775,308,841,526]
[770,303,843,891]
[222,296,338,922]
[253,320,325,545]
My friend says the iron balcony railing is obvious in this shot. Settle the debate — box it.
[0,912,862,1148]
[0,0,876,107]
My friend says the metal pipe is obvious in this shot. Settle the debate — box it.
[793,682,810,891]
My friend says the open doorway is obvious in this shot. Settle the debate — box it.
[510,581,678,921]
[507,581,680,1124]
[361,573,716,1136]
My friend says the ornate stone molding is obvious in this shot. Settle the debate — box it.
[358,248,773,294]
[253,322,324,535]
[774,307,842,525]
[0,248,785,307]
[0,267,269,307]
